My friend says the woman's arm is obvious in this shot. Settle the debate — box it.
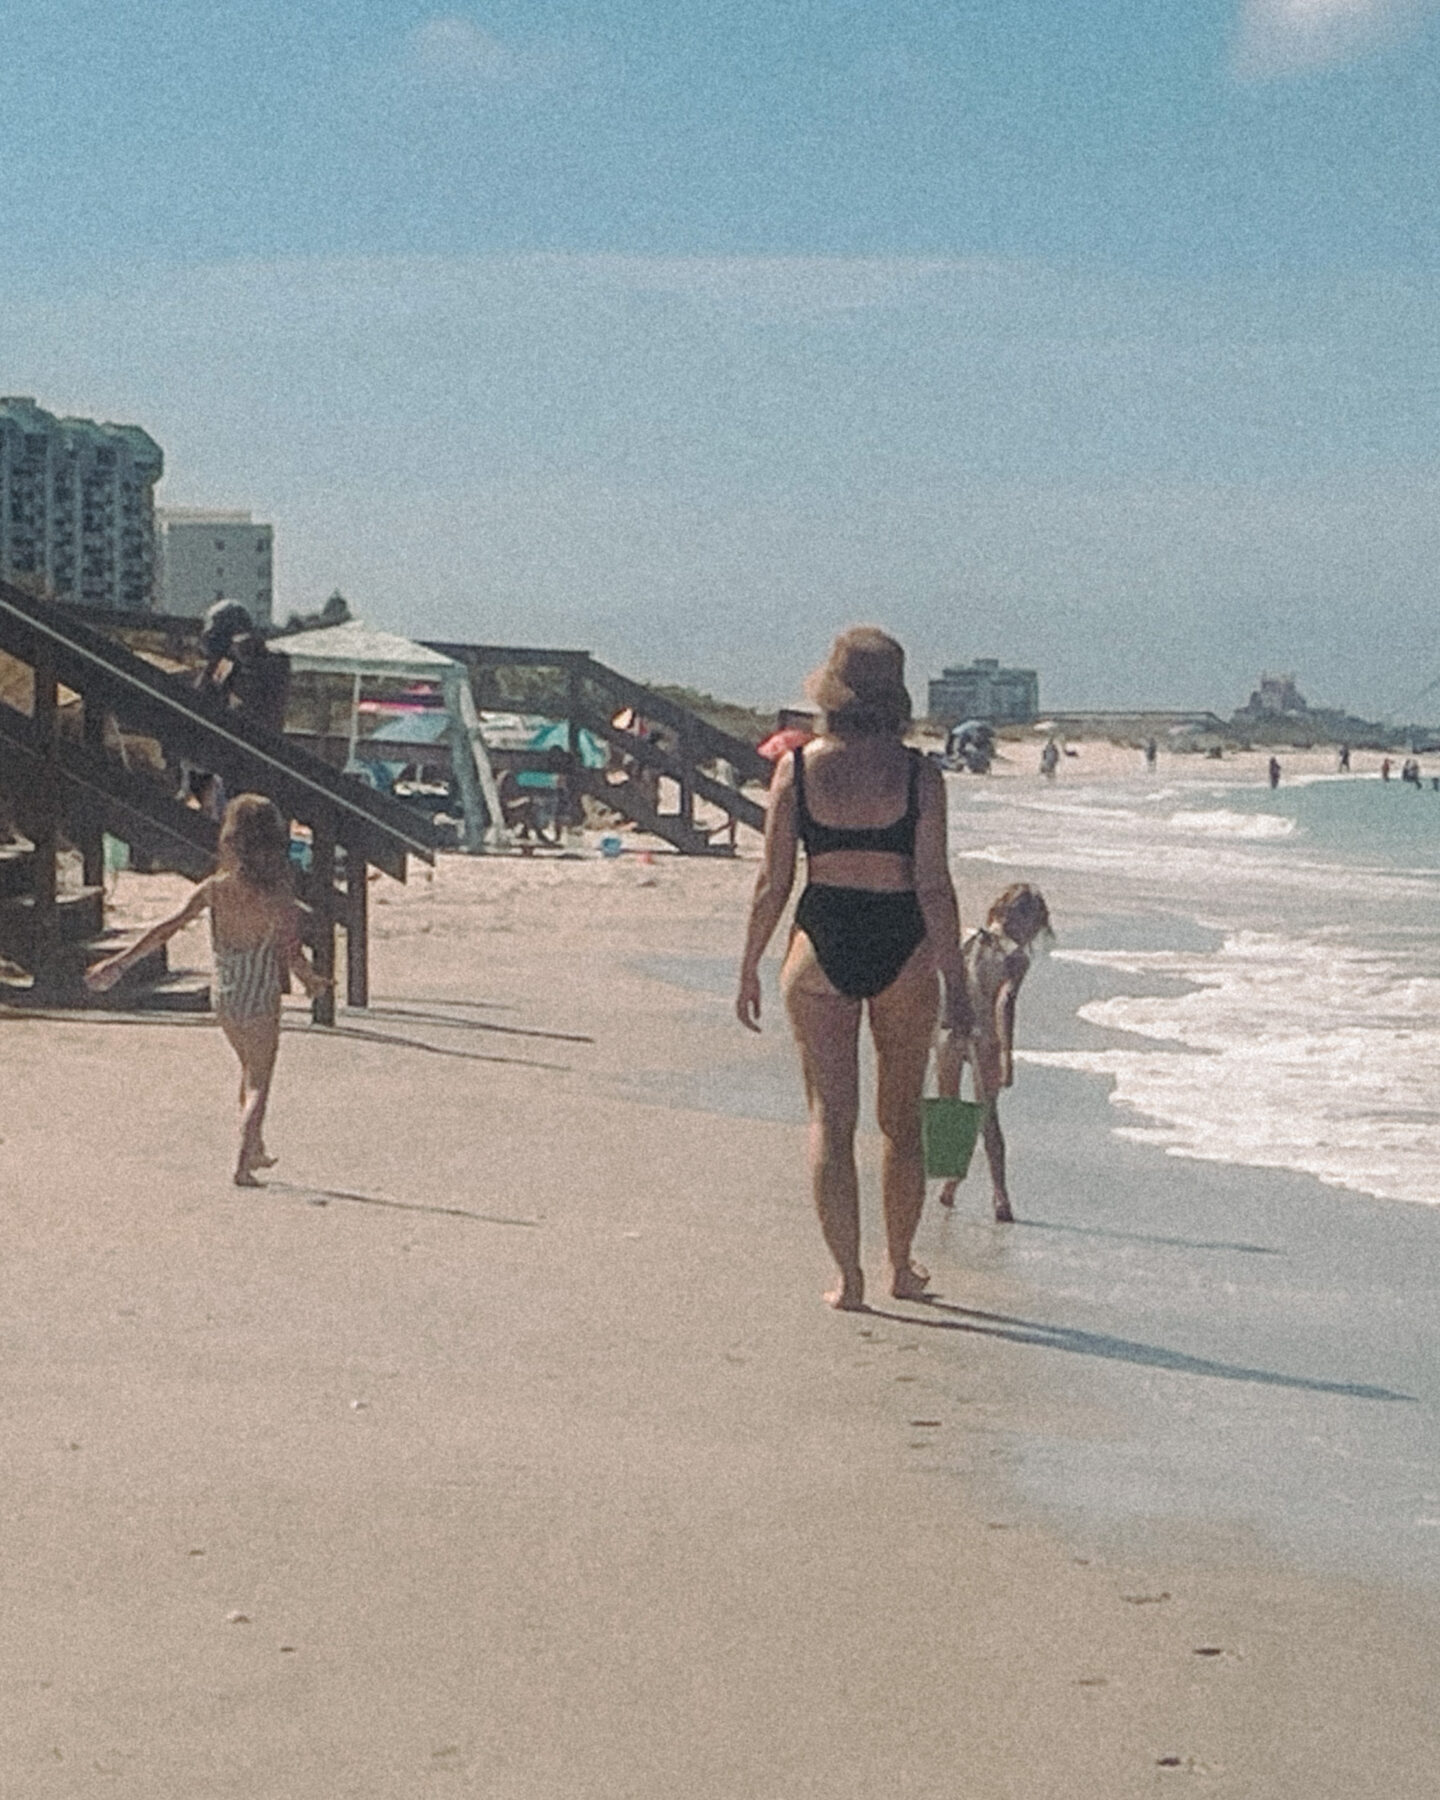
[735,757,799,1031]
[912,760,972,1035]
[84,879,212,991]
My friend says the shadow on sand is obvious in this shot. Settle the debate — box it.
[1009,1217,1280,1257]
[265,1179,541,1228]
[864,1299,1417,1403]
[354,1003,593,1045]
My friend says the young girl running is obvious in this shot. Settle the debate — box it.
[935,882,1051,1222]
[86,794,329,1185]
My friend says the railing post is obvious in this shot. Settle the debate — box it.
[311,810,336,1026]
[346,852,369,1009]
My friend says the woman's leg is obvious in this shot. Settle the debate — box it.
[870,948,940,1297]
[218,1012,281,1184]
[781,933,865,1308]
[933,1028,965,1208]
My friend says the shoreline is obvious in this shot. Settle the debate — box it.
[3,847,1438,1794]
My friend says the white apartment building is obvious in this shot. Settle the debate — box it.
[0,396,164,611]
[156,508,274,622]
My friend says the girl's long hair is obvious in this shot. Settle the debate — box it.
[218,794,292,894]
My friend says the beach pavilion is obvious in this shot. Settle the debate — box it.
[277,619,506,851]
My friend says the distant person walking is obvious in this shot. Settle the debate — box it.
[1338,743,1351,773]
[736,628,970,1310]
[1144,737,1158,771]
[1040,738,1060,779]
[935,883,1052,1223]
[1382,757,1392,781]
[86,795,330,1186]
[1269,756,1282,789]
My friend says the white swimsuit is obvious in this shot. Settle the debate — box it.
[212,929,284,1024]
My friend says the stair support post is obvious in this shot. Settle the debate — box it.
[311,810,337,1026]
[346,853,369,1009]
[31,649,61,992]
[79,700,106,890]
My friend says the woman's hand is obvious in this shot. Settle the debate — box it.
[736,967,763,1032]
[84,957,125,993]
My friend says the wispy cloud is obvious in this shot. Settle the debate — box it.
[405,14,596,92]
[410,17,525,86]
[1232,0,1436,78]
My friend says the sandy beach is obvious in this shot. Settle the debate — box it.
[4,785,1439,1797]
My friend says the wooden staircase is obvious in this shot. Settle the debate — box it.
[0,575,438,1012]
[426,643,770,853]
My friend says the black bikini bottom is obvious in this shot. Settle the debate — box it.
[794,884,927,1000]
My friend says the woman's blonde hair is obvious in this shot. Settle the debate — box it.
[218,794,292,893]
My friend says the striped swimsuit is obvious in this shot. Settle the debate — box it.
[211,928,284,1024]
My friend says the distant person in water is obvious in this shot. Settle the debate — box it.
[736,628,969,1310]
[1338,743,1351,773]
[1381,757,1392,781]
[1144,737,1158,771]
[934,883,1052,1223]
[86,795,330,1186]
[1269,756,1281,789]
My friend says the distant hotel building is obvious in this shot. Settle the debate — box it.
[0,396,163,611]
[156,508,273,622]
[928,658,1039,725]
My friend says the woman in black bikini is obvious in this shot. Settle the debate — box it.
[737,628,969,1310]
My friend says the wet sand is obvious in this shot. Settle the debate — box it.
[2,839,1438,1797]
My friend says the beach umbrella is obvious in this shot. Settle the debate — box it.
[528,719,608,769]
[756,726,813,761]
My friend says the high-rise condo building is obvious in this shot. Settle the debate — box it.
[927,658,1039,725]
[156,508,274,622]
[0,396,164,611]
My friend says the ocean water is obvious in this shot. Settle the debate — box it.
[951,769,1440,1209]
[943,766,1440,1583]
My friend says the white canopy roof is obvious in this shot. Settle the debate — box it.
[277,620,461,683]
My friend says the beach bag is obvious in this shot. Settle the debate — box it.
[922,1062,986,1181]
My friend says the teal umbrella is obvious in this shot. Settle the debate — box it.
[527,720,608,768]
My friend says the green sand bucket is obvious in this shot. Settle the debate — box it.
[922,1095,986,1181]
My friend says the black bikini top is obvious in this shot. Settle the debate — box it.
[793,745,921,858]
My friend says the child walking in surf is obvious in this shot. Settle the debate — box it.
[86,794,330,1186]
[935,882,1051,1222]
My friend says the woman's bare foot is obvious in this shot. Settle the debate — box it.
[825,1274,866,1311]
[233,1166,262,1188]
[252,1152,278,1170]
[938,1178,960,1208]
[992,1192,1014,1223]
[890,1262,931,1300]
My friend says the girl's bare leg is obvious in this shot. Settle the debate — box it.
[870,949,940,1297]
[982,1105,1013,1221]
[782,934,865,1309]
[218,1013,281,1184]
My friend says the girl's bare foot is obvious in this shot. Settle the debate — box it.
[992,1193,1014,1223]
[233,1166,262,1188]
[825,1274,866,1311]
[890,1262,931,1300]
[252,1152,278,1170]
[938,1178,959,1208]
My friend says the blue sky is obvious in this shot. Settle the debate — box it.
[5,0,1440,712]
